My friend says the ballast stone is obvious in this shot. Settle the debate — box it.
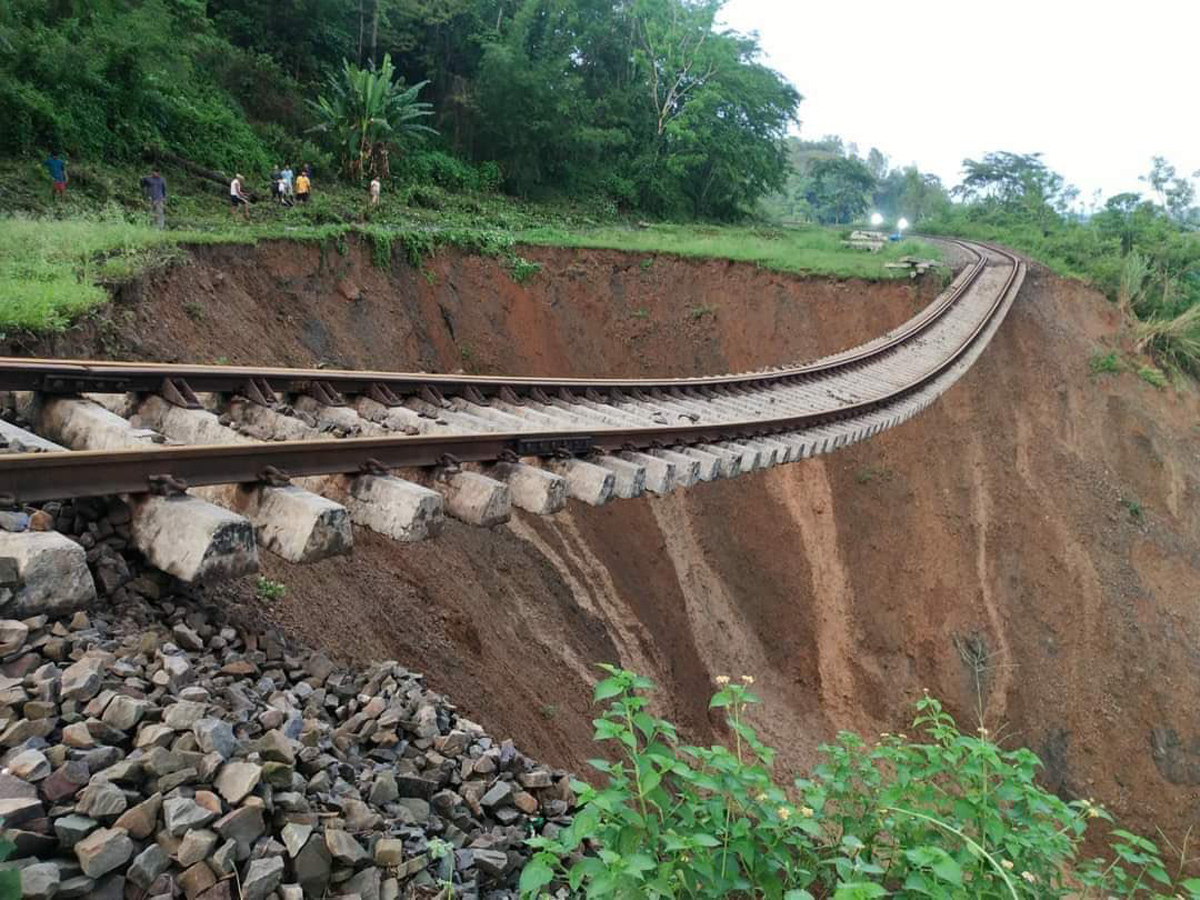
[0,531,97,616]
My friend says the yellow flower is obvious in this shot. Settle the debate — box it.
[1000,860,1014,870]
[800,806,814,818]
[755,792,769,803]
[741,675,755,685]
[777,806,791,821]
[715,675,731,686]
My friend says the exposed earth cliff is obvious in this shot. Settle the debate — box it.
[21,238,1199,845]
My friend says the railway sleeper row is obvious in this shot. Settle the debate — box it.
[0,251,1022,613]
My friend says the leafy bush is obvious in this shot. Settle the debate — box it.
[521,666,1200,899]
[396,150,502,193]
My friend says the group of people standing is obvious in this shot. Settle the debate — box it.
[231,164,312,220]
[44,150,382,229]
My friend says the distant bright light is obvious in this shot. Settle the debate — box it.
[870,212,883,226]
[897,218,910,231]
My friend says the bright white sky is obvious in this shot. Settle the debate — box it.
[719,0,1200,208]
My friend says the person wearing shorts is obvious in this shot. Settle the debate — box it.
[45,151,67,201]
[369,177,381,206]
[230,174,249,220]
[295,171,310,203]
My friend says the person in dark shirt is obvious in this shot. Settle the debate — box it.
[45,151,67,201]
[140,171,168,229]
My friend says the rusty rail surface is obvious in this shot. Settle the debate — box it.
[0,240,1021,502]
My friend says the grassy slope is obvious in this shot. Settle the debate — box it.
[521,223,941,279]
[0,157,941,333]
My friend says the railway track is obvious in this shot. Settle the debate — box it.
[0,238,1024,583]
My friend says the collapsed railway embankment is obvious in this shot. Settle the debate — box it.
[22,237,1200,844]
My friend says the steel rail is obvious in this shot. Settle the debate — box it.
[0,245,987,398]
[0,241,1021,502]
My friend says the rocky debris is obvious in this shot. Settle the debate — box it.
[0,492,183,616]
[0,591,577,898]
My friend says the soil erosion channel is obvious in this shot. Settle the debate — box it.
[35,238,1200,844]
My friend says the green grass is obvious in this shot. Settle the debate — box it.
[0,156,942,333]
[1089,349,1124,375]
[516,222,942,279]
[1137,364,1168,388]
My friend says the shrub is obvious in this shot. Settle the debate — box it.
[396,150,502,193]
[521,666,1200,899]
[1089,350,1124,375]
[255,578,286,601]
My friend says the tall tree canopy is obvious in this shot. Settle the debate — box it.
[0,0,800,218]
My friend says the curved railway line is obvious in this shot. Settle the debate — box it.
[0,238,1024,581]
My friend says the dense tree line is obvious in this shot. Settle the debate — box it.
[0,0,800,218]
[925,151,1200,373]
[760,137,952,226]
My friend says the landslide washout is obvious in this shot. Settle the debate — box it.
[23,237,1200,845]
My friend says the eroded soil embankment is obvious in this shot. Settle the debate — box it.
[10,239,934,375]
[30,241,1200,844]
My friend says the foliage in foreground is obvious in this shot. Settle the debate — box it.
[521,667,1200,899]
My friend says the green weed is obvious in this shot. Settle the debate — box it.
[1137,364,1168,388]
[508,256,542,284]
[1120,497,1144,523]
[640,256,655,270]
[631,308,650,320]
[367,231,393,270]
[255,577,286,601]
[422,268,437,286]
[184,301,205,322]
[1089,350,1123,375]
[689,303,716,320]
[519,666,1200,899]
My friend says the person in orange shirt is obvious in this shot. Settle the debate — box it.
[295,171,311,203]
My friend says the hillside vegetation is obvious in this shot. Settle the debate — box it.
[0,0,798,220]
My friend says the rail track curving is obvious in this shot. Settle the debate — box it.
[0,239,1024,505]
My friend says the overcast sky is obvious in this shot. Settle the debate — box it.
[719,0,1199,208]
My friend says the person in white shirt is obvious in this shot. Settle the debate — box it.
[281,164,294,197]
[369,177,381,207]
[230,174,249,221]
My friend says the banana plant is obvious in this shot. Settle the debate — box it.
[307,53,437,181]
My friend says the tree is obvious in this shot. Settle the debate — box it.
[632,0,723,139]
[804,156,876,224]
[866,147,888,181]
[662,33,799,218]
[1141,155,1175,208]
[307,53,436,180]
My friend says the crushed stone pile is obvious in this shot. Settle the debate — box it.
[0,592,578,900]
